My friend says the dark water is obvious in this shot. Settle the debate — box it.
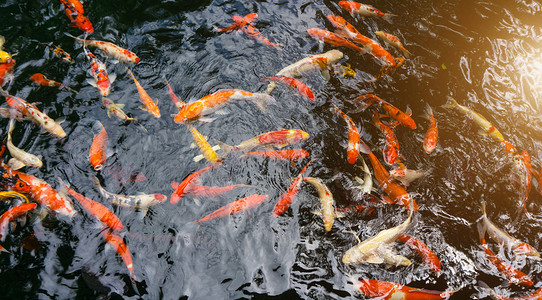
[1,0,542,299]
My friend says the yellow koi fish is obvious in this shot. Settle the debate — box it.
[187,123,220,164]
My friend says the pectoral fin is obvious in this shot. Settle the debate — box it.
[365,255,384,264]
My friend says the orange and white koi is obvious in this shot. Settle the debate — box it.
[170,162,222,204]
[100,229,136,283]
[331,103,360,164]
[373,111,401,165]
[443,96,504,142]
[58,179,123,232]
[193,194,268,223]
[217,13,283,48]
[478,201,539,257]
[303,177,340,231]
[339,1,396,23]
[40,43,74,64]
[423,104,438,154]
[30,73,77,93]
[265,50,344,94]
[480,237,533,287]
[397,234,441,274]
[187,124,219,164]
[0,203,37,242]
[501,140,517,155]
[174,89,275,123]
[125,68,160,118]
[67,34,140,64]
[307,28,365,54]
[59,0,94,34]
[327,15,395,66]
[241,149,310,161]
[389,168,425,187]
[353,279,454,300]
[0,165,76,217]
[0,58,15,87]
[262,76,315,101]
[217,129,309,158]
[6,119,43,169]
[375,31,411,58]
[273,160,313,217]
[89,121,108,171]
[84,48,114,97]
[356,94,416,129]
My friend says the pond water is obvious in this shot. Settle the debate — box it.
[1,0,542,299]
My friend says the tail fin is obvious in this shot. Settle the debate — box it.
[265,81,278,95]
[423,103,433,120]
[353,95,376,112]
[250,93,276,112]
[64,32,83,42]
[442,96,459,109]
[401,47,412,59]
[382,13,396,24]
[216,140,234,158]
[357,140,372,155]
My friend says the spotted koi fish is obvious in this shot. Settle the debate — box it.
[84,47,115,97]
[59,0,94,33]
[67,33,139,64]
[40,43,74,64]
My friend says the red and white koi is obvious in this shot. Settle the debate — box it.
[59,0,94,34]
[217,129,309,158]
[331,103,360,164]
[423,104,438,153]
[0,58,15,87]
[397,234,441,274]
[307,28,366,54]
[193,194,268,223]
[353,279,454,300]
[67,34,139,64]
[373,111,401,165]
[356,94,416,129]
[273,160,313,217]
[262,76,315,101]
[375,31,412,58]
[339,1,396,23]
[84,48,115,97]
[126,68,160,118]
[480,237,533,287]
[0,203,37,249]
[30,73,77,93]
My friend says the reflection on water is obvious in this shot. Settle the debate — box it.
[0,0,542,299]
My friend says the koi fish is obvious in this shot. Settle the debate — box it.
[125,69,160,118]
[389,168,425,187]
[163,77,186,111]
[0,107,27,122]
[480,238,533,287]
[342,203,414,265]
[397,234,441,274]
[66,34,140,64]
[59,0,94,33]
[373,111,401,165]
[423,104,438,153]
[339,1,395,23]
[352,156,373,194]
[101,97,145,131]
[443,96,504,142]
[515,151,532,214]
[0,58,15,87]
[7,158,26,170]
[170,162,222,204]
[92,177,167,218]
[30,73,77,93]
[478,201,539,257]
[479,281,542,300]
[273,160,313,217]
[100,229,137,285]
[0,191,29,204]
[193,194,268,223]
[307,28,366,54]
[40,43,74,64]
[89,121,108,171]
[217,13,283,48]
[240,149,310,161]
[187,184,249,198]
[356,94,416,129]
[501,140,517,155]
[84,48,115,97]
[174,89,275,123]
[0,36,11,64]
[375,31,411,58]
[265,50,344,94]
[217,129,309,158]
[331,103,360,164]
[187,124,219,164]
[262,76,315,101]
[6,119,42,169]
[303,177,340,231]
[0,203,37,242]
[353,279,454,299]
[327,15,395,67]
[2,92,66,138]
[0,165,76,217]
[58,179,123,232]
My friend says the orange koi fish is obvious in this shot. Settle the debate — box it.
[397,234,441,274]
[327,15,395,67]
[0,59,15,87]
[126,68,160,118]
[89,121,108,171]
[188,184,249,198]
[170,162,222,204]
[331,103,360,164]
[241,149,310,161]
[163,77,186,111]
[480,237,533,286]
[423,104,438,153]
[273,160,313,217]
[40,43,74,64]
[194,194,268,223]
[217,129,309,158]
[0,165,76,217]
[58,179,123,232]
[67,34,139,64]
[100,229,136,284]
[501,140,517,155]
[174,89,275,123]
[307,28,365,54]
[339,1,395,23]
[373,111,401,165]
[84,48,114,96]
[356,94,416,129]
[217,13,283,48]
[0,203,37,241]
[353,279,454,300]
[30,73,77,93]
[263,76,315,101]
[357,141,418,210]
[375,31,411,58]
[59,0,94,33]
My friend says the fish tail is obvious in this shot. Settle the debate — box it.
[401,47,412,58]
[354,95,376,111]
[265,81,278,94]
[250,93,276,112]
[0,35,4,50]
[125,67,135,80]
[382,13,396,24]
[477,201,488,242]
[357,140,372,155]
[442,96,459,109]
[130,277,141,296]
[91,120,104,133]
[423,103,433,120]
[216,140,234,157]
[64,32,83,43]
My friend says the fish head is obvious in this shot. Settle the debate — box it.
[0,51,11,63]
[324,49,344,64]
[515,242,540,257]
[154,194,167,203]
[174,102,204,123]
[75,15,94,34]
[338,1,360,14]
[30,73,45,84]
[502,140,517,155]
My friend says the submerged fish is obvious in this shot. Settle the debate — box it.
[187,123,219,164]
[217,13,282,48]
[40,43,74,64]
[0,203,37,246]
[389,168,425,187]
[273,160,313,217]
[193,194,269,223]
[262,76,315,101]
[59,0,94,33]
[126,68,160,118]
[67,34,140,64]
[240,149,310,162]
[423,104,438,154]
[353,279,454,299]
[307,28,365,54]
[217,129,309,158]
[375,31,411,58]
[170,162,222,204]
[0,59,15,87]
[6,119,43,168]
[330,103,360,164]
[373,111,401,165]
[339,1,395,23]
[303,177,340,231]
[397,234,441,274]
[30,73,77,93]
[355,94,416,129]
[89,121,108,171]
[84,48,115,97]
